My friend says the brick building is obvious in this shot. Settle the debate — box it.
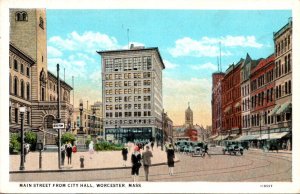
[211,72,225,135]
[221,59,243,137]
[250,54,275,137]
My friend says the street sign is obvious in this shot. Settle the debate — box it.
[53,123,65,129]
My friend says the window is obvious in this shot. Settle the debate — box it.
[20,80,24,98]
[14,77,18,96]
[27,111,30,125]
[14,60,18,71]
[39,17,44,29]
[21,64,24,73]
[15,11,28,21]
[15,108,18,123]
[25,67,30,77]
[288,80,291,94]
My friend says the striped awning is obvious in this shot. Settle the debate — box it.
[235,134,260,141]
[258,132,289,140]
[276,102,292,115]
[214,135,229,141]
[268,105,281,116]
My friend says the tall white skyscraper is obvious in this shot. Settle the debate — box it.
[97,45,165,142]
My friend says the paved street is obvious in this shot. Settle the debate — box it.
[10,147,291,182]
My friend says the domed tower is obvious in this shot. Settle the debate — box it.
[185,102,193,128]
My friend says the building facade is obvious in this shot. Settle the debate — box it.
[211,72,225,135]
[9,9,73,145]
[98,45,165,143]
[9,43,35,132]
[222,60,243,136]
[72,101,103,135]
[250,55,275,137]
[240,54,261,135]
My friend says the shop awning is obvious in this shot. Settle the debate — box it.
[224,106,231,113]
[276,102,292,115]
[208,134,218,140]
[268,105,281,116]
[235,134,260,141]
[214,135,229,141]
[258,132,289,140]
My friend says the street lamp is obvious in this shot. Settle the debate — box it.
[19,106,26,170]
[79,99,84,133]
[93,111,96,136]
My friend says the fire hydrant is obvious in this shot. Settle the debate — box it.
[80,156,84,168]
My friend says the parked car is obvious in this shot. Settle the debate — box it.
[222,141,244,155]
[263,140,279,153]
[192,146,203,157]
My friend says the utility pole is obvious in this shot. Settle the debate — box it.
[57,64,62,169]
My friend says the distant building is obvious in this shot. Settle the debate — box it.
[97,45,165,143]
[185,103,193,128]
[72,101,103,136]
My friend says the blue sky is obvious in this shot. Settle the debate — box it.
[46,10,291,126]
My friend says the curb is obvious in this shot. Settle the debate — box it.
[9,159,180,174]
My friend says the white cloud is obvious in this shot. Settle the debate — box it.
[169,35,263,58]
[163,59,178,69]
[47,46,62,57]
[202,35,263,48]
[49,31,120,53]
[47,56,87,79]
[190,62,218,71]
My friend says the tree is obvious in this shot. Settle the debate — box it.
[60,132,76,145]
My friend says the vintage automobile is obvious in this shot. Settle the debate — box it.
[263,139,279,152]
[192,146,203,157]
[222,141,244,155]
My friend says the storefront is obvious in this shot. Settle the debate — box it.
[105,127,153,143]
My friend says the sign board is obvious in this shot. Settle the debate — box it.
[53,123,65,129]
[106,134,114,141]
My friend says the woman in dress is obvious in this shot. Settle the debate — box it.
[131,146,142,182]
[167,143,175,176]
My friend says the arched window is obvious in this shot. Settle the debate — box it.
[26,83,30,100]
[15,11,28,21]
[50,94,52,101]
[20,80,24,98]
[14,77,18,96]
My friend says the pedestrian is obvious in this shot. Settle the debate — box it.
[121,146,128,166]
[142,145,153,181]
[89,141,94,159]
[131,146,142,182]
[202,144,210,158]
[167,143,175,176]
[61,143,66,166]
[66,142,73,166]
[24,143,30,162]
[151,141,154,151]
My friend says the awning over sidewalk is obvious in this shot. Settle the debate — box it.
[268,105,281,116]
[214,135,229,141]
[208,134,218,140]
[235,134,260,141]
[276,102,292,115]
[258,132,289,140]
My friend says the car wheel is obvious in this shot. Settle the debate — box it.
[234,152,236,155]
[240,151,243,155]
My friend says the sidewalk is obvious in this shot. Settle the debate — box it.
[10,146,178,173]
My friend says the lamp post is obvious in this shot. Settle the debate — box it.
[93,111,96,136]
[19,106,26,170]
[79,99,83,133]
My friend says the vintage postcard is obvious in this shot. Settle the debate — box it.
[1,0,300,193]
